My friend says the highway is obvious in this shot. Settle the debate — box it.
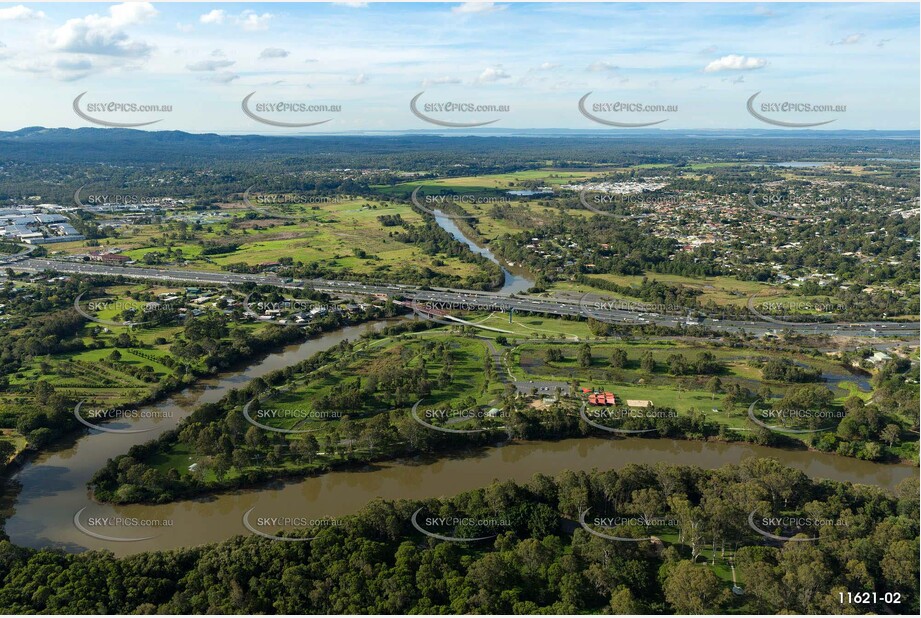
[6,256,919,339]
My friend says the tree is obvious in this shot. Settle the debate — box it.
[609,348,628,369]
[0,440,15,465]
[578,344,592,368]
[640,352,655,373]
[706,377,722,400]
[663,560,731,614]
[881,423,900,447]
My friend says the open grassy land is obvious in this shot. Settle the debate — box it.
[510,341,872,429]
[145,328,508,485]
[45,198,490,283]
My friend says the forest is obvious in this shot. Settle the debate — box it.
[1,460,917,614]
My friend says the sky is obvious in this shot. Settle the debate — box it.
[0,1,918,132]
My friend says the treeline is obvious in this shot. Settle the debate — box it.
[2,460,918,614]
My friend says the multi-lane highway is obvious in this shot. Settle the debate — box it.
[6,257,919,338]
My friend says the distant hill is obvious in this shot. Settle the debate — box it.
[0,126,916,167]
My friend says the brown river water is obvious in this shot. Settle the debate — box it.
[2,321,915,556]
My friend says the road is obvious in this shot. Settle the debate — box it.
[6,256,919,339]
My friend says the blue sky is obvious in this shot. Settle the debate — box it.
[0,2,917,131]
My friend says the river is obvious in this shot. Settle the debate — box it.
[432,211,534,294]
[2,321,915,557]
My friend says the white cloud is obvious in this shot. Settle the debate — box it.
[203,71,238,84]
[12,56,94,81]
[48,2,157,58]
[200,10,225,25]
[753,6,775,17]
[237,11,273,31]
[350,73,369,85]
[475,66,510,83]
[421,76,462,87]
[0,5,45,21]
[537,62,559,71]
[831,33,862,46]
[334,2,369,7]
[176,23,194,33]
[587,60,618,73]
[0,41,10,60]
[703,54,766,72]
[259,47,289,60]
[722,75,745,85]
[452,3,506,15]
[187,58,236,72]
[876,38,892,48]
[201,9,272,31]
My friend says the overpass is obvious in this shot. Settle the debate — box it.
[6,257,918,339]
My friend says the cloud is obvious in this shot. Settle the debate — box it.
[876,38,892,48]
[452,3,506,15]
[259,47,289,60]
[237,11,273,31]
[537,62,559,71]
[187,58,236,72]
[0,41,11,60]
[722,75,745,85]
[699,45,717,55]
[753,6,775,17]
[421,76,462,87]
[48,2,157,58]
[350,73,369,85]
[703,54,766,72]
[201,9,273,31]
[334,2,369,7]
[587,60,618,73]
[475,66,510,83]
[831,33,862,46]
[203,71,238,84]
[176,23,194,33]
[12,56,94,81]
[0,5,45,21]
[200,10,225,25]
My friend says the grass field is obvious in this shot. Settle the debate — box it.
[45,198,491,284]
